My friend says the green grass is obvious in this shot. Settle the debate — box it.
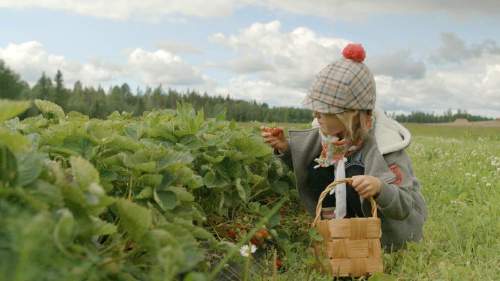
[245,123,500,280]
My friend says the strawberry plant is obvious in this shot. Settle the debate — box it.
[0,99,296,281]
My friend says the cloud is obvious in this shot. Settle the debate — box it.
[0,41,215,91]
[367,50,426,79]
[253,0,500,21]
[211,20,349,91]
[0,0,242,21]
[216,55,275,74]
[210,21,500,117]
[375,51,500,117]
[127,48,205,85]
[431,32,500,64]
[0,41,119,86]
[210,21,352,108]
[1,0,499,21]
[216,76,305,107]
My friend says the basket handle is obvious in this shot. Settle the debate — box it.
[311,178,378,227]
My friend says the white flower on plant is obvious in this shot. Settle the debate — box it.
[239,244,257,257]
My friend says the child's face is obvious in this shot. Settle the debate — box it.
[313,111,346,138]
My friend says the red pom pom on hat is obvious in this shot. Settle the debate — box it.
[342,43,366,63]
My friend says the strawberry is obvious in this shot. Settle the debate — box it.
[270,128,283,137]
[226,229,237,240]
[255,229,270,240]
[275,257,283,269]
[250,237,262,246]
[262,127,283,137]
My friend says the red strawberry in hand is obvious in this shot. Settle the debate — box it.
[270,128,283,137]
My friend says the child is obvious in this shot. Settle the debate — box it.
[261,44,427,251]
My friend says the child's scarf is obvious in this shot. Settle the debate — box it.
[314,131,362,219]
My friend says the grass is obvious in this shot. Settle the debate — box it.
[243,122,500,280]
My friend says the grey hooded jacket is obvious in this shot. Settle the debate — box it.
[276,111,427,251]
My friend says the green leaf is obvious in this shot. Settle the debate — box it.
[70,156,99,188]
[268,212,281,228]
[90,216,117,236]
[54,209,75,245]
[229,135,270,159]
[116,199,152,240]
[235,178,247,202]
[272,180,290,195]
[133,161,157,173]
[136,186,153,199]
[0,127,30,153]
[34,99,65,120]
[104,135,142,152]
[0,143,18,186]
[154,190,177,210]
[168,186,194,202]
[16,152,44,187]
[308,228,323,242]
[0,99,31,122]
[203,170,228,189]
[138,174,163,188]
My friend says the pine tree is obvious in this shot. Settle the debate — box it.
[0,60,29,99]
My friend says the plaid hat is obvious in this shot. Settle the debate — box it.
[302,44,376,113]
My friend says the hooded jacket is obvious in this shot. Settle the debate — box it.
[276,109,427,251]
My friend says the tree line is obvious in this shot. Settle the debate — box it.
[388,110,493,123]
[0,60,494,123]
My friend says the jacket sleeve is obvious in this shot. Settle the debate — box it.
[374,150,427,221]
[272,141,294,170]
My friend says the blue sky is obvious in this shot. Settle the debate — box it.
[1,1,500,117]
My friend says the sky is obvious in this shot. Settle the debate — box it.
[1,0,500,117]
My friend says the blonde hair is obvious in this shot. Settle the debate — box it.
[335,110,373,144]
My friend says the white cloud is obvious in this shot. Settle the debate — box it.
[253,0,500,21]
[367,50,426,79]
[215,55,275,74]
[211,20,349,103]
[0,0,243,21]
[0,41,215,92]
[127,48,205,86]
[0,41,119,86]
[216,76,304,107]
[431,32,500,64]
[212,22,500,117]
[375,52,500,117]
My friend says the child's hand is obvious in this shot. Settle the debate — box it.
[351,175,382,199]
[260,126,289,153]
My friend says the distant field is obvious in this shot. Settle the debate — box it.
[246,121,500,140]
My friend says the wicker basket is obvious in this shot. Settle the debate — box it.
[311,178,383,278]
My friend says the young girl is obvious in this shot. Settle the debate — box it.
[261,44,427,251]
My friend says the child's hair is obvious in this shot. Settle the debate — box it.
[334,110,373,144]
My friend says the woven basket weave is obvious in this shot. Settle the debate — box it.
[311,178,383,277]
